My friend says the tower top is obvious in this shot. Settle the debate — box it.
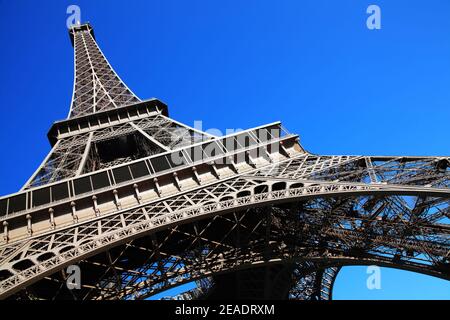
[67,21,140,117]
[69,22,95,47]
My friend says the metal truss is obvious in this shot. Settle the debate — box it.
[0,23,448,300]
[1,153,448,299]
[23,111,213,189]
[289,263,340,300]
[22,133,91,188]
[69,24,140,117]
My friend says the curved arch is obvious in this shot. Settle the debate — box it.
[94,252,448,300]
[271,182,287,191]
[254,184,269,194]
[236,190,251,198]
[1,181,448,299]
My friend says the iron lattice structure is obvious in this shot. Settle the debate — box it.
[0,23,449,300]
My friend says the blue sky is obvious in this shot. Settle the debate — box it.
[0,0,449,299]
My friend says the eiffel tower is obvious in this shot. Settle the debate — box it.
[0,23,448,300]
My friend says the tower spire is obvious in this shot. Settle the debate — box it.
[68,23,140,117]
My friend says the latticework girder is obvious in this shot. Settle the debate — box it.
[1,152,449,299]
[69,24,140,117]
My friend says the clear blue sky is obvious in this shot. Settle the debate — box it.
[0,0,449,299]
